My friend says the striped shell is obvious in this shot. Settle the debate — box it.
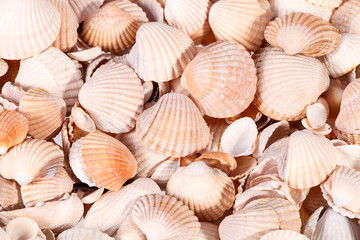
[0,176,21,210]
[261,230,309,240]
[194,222,220,240]
[68,0,104,22]
[331,0,360,35]
[109,0,149,25]
[6,217,45,240]
[131,0,164,22]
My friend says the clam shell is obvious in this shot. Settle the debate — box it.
[136,92,210,157]
[128,22,197,82]
[0,59,8,77]
[181,40,257,118]
[19,88,66,140]
[58,227,114,240]
[166,161,235,221]
[6,217,45,240]
[110,0,149,25]
[131,193,201,240]
[261,230,309,240]
[0,176,21,210]
[194,222,219,240]
[68,0,104,22]
[79,60,144,134]
[0,0,61,60]
[131,0,164,22]
[209,0,273,52]
[254,46,330,121]
[67,46,102,62]
[302,206,324,239]
[202,117,228,153]
[264,13,341,56]
[331,0,360,35]
[0,139,63,186]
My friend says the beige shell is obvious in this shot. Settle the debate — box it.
[67,46,102,62]
[149,158,180,185]
[58,227,114,240]
[68,102,96,142]
[166,161,235,221]
[0,176,21,210]
[68,0,104,22]
[0,0,61,60]
[79,60,143,134]
[131,0,164,22]
[261,230,309,240]
[336,144,360,171]
[85,54,112,82]
[181,40,257,118]
[109,0,149,25]
[194,222,220,240]
[254,46,330,121]
[322,78,344,125]
[209,0,273,52]
[0,111,28,155]
[258,137,289,163]
[77,186,104,204]
[202,117,228,153]
[136,93,210,157]
[6,217,45,240]
[230,156,258,181]
[128,22,197,82]
[0,59,8,77]
[264,13,341,56]
[0,139,63,186]
[245,157,278,189]
[195,152,237,175]
[131,194,201,240]
[1,82,25,105]
[19,88,66,140]
[114,215,146,240]
[306,0,342,8]
[331,0,360,35]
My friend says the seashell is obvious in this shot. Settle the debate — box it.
[85,54,113,80]
[320,166,360,218]
[302,206,324,239]
[336,144,360,171]
[131,0,164,22]
[67,46,102,62]
[109,0,149,26]
[245,157,278,189]
[68,0,104,23]
[114,215,146,240]
[43,229,55,240]
[0,176,21,211]
[319,33,360,78]
[0,60,19,87]
[0,59,8,77]
[136,93,210,157]
[302,186,328,215]
[149,158,180,185]
[301,101,331,135]
[278,130,339,189]
[259,137,289,163]
[19,88,66,140]
[209,0,273,52]
[131,193,201,240]
[68,102,96,142]
[21,168,73,208]
[166,161,235,221]
[331,0,360,35]
[14,47,83,111]
[261,230,309,240]
[264,13,341,56]
[195,152,237,175]
[0,194,84,233]
[0,138,63,186]
[181,40,257,118]
[0,0,61,60]
[1,82,25,105]
[0,111,28,155]
[81,4,139,53]
[321,78,343,124]
[84,178,161,236]
[77,186,104,204]
[230,156,258,181]
[306,0,342,8]
[334,79,360,144]
[6,217,45,240]
[128,22,197,82]
[202,117,228,153]
[48,0,79,52]
[194,222,220,240]
[79,60,143,134]
[58,227,114,240]
[221,117,258,157]
[254,46,330,121]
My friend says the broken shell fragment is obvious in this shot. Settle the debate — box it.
[131,0,164,22]
[195,152,237,175]
[0,176,21,211]
[67,46,102,62]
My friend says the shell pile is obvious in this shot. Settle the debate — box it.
[0,0,359,239]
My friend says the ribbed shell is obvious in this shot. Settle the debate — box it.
[331,0,360,35]
[254,46,330,121]
[110,0,149,25]
[194,222,220,240]
[131,0,164,22]
[209,0,273,52]
[58,227,114,240]
[0,59,8,77]
[0,0,61,60]
[131,194,201,240]
[81,4,139,53]
[306,0,342,7]
[136,93,210,157]
[261,230,309,240]
[19,88,66,140]
[6,217,44,240]
[166,161,235,221]
[0,139,64,186]
[68,0,104,22]
[79,60,143,134]
[128,22,197,82]
[181,40,257,118]
[202,117,228,153]
[0,176,21,210]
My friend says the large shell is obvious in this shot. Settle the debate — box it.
[68,0,104,22]
[209,0,273,52]
[264,13,340,56]
[166,161,235,221]
[254,46,330,121]
[128,22,197,82]
[79,60,143,134]
[331,0,360,35]
[0,0,61,60]
[0,176,21,210]
[58,227,114,240]
[261,230,309,240]
[136,93,210,157]
[181,40,257,118]
[131,194,201,240]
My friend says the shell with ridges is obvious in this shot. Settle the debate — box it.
[194,222,219,240]
[68,0,104,22]
[202,117,228,153]
[110,0,149,25]
[331,0,360,35]
[6,217,45,240]
[67,46,102,62]
[58,227,114,240]
[0,176,21,210]
[131,0,164,22]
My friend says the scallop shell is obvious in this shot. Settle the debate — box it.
[19,88,66,140]
[136,92,210,157]
[131,194,201,240]
[0,111,28,155]
[259,137,289,163]
[261,230,309,240]
[58,227,114,240]
[0,59,8,77]
[331,0,360,35]
[6,217,45,240]
[254,46,330,121]
[202,117,228,153]
[67,46,102,62]
[166,161,235,221]
[264,13,341,56]
[69,102,96,140]
[181,40,257,118]
[109,0,149,25]
[149,158,180,185]
[79,60,143,134]
[209,0,273,52]
[68,0,104,22]
[131,0,164,22]
[128,22,197,82]
[0,0,61,60]
[0,176,21,210]
[194,222,220,240]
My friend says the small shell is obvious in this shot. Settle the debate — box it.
[131,0,164,22]
[202,117,228,153]
[0,0,61,60]
[331,0,360,35]
[181,40,257,118]
[195,152,237,175]
[58,227,114,240]
[1,82,25,105]
[264,13,341,56]
[230,156,258,181]
[68,0,104,22]
[301,101,331,135]
[0,59,8,77]
[261,230,309,240]
[131,194,201,240]
[194,222,220,240]
[6,217,45,240]
[110,0,149,26]
[0,176,21,210]
[67,46,102,62]
[69,102,96,140]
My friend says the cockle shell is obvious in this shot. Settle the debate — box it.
[58,227,114,240]
[136,93,210,157]
[109,0,149,25]
[0,176,21,211]
[0,0,61,60]
[68,0,104,23]
[131,0,164,22]
[264,13,341,56]
[245,157,278,189]
[6,217,45,240]
[254,46,330,121]
[1,82,25,105]
[181,40,257,118]
[331,0,360,35]
[131,194,201,240]
[302,99,331,135]
[209,0,273,52]
[0,139,63,186]
[261,230,309,240]
[0,59,8,77]
[128,22,197,82]
[68,102,96,142]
